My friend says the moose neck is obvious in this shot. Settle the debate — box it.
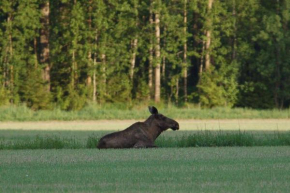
[144,116,168,141]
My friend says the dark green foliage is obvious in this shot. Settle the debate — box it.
[0,0,290,109]
[20,68,52,110]
[198,63,238,107]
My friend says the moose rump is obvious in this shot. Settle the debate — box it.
[97,106,179,149]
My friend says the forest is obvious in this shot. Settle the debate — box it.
[0,0,290,110]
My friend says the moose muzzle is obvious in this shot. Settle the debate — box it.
[172,122,179,131]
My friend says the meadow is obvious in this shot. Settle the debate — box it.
[1,119,290,149]
[1,114,290,192]
[1,147,290,192]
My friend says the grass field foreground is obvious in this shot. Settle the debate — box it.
[1,147,290,192]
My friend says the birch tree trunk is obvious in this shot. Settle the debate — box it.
[40,1,50,91]
[101,53,106,103]
[93,54,97,102]
[93,32,98,102]
[130,0,138,81]
[8,13,13,103]
[130,39,138,80]
[204,0,214,71]
[154,7,161,103]
[87,0,92,87]
[148,40,153,100]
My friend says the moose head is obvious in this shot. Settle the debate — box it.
[148,106,179,131]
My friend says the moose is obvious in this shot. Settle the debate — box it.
[97,106,179,149]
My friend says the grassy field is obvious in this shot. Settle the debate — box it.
[1,147,290,192]
[1,120,290,149]
[1,105,290,121]
[0,120,289,192]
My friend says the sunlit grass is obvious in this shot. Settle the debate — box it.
[0,104,289,121]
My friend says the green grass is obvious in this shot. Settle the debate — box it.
[0,104,290,121]
[1,147,290,192]
[1,130,290,150]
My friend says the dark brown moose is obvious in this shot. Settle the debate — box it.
[97,106,179,149]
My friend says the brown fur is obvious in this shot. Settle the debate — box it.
[97,106,179,149]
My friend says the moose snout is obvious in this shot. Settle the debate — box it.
[172,122,179,131]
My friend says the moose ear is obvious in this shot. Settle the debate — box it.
[148,106,158,114]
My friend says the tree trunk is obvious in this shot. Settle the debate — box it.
[87,55,92,86]
[93,32,98,102]
[148,2,153,100]
[72,50,76,88]
[175,77,179,104]
[40,1,50,91]
[101,53,106,103]
[8,13,13,103]
[130,38,138,80]
[34,37,38,68]
[154,8,161,103]
[87,0,92,87]
[183,0,188,103]
[130,0,138,81]
[93,55,97,102]
[148,40,153,100]
[204,0,214,71]
[162,56,165,79]
[200,39,205,75]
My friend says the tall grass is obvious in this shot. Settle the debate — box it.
[1,131,290,150]
[0,135,82,150]
[0,104,290,121]
[155,131,290,147]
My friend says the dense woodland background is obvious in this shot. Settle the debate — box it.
[0,0,290,110]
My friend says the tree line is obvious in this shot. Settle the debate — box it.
[0,0,290,110]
